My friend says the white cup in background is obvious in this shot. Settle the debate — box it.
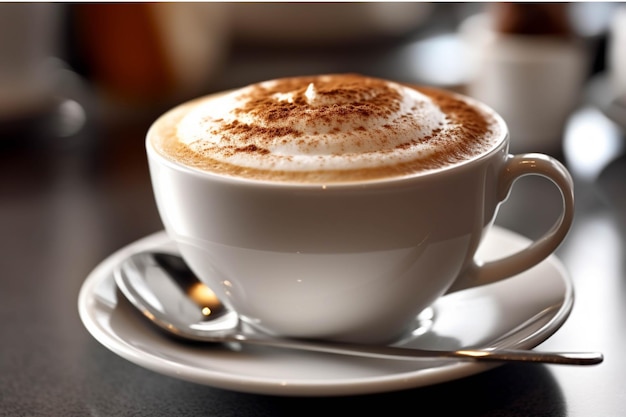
[460,13,589,155]
[608,6,626,99]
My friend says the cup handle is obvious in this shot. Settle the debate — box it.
[447,153,575,293]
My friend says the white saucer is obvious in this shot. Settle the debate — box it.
[78,226,573,397]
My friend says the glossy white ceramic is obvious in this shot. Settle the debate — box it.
[146,94,574,344]
[78,227,573,396]
[608,6,626,97]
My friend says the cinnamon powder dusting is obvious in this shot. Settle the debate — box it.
[230,74,402,147]
[153,74,502,183]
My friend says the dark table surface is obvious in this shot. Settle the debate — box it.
[2,7,626,416]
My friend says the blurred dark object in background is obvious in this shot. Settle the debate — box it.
[490,3,574,36]
[0,3,94,158]
[0,3,60,146]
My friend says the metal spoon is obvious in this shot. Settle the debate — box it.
[113,251,603,365]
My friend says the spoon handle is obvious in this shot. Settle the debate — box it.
[233,335,603,365]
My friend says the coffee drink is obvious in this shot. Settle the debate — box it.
[146,73,574,343]
[149,74,503,183]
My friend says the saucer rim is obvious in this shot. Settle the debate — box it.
[78,226,573,396]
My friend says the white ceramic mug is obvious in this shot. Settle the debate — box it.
[608,6,626,98]
[460,13,588,155]
[146,79,574,345]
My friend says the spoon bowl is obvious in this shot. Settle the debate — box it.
[113,251,603,365]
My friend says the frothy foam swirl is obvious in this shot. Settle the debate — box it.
[152,74,501,182]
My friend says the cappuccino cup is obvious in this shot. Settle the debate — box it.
[146,74,574,344]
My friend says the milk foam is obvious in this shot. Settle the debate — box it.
[152,74,502,182]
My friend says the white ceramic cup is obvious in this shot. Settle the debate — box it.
[608,6,626,98]
[146,86,574,345]
[460,13,588,155]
